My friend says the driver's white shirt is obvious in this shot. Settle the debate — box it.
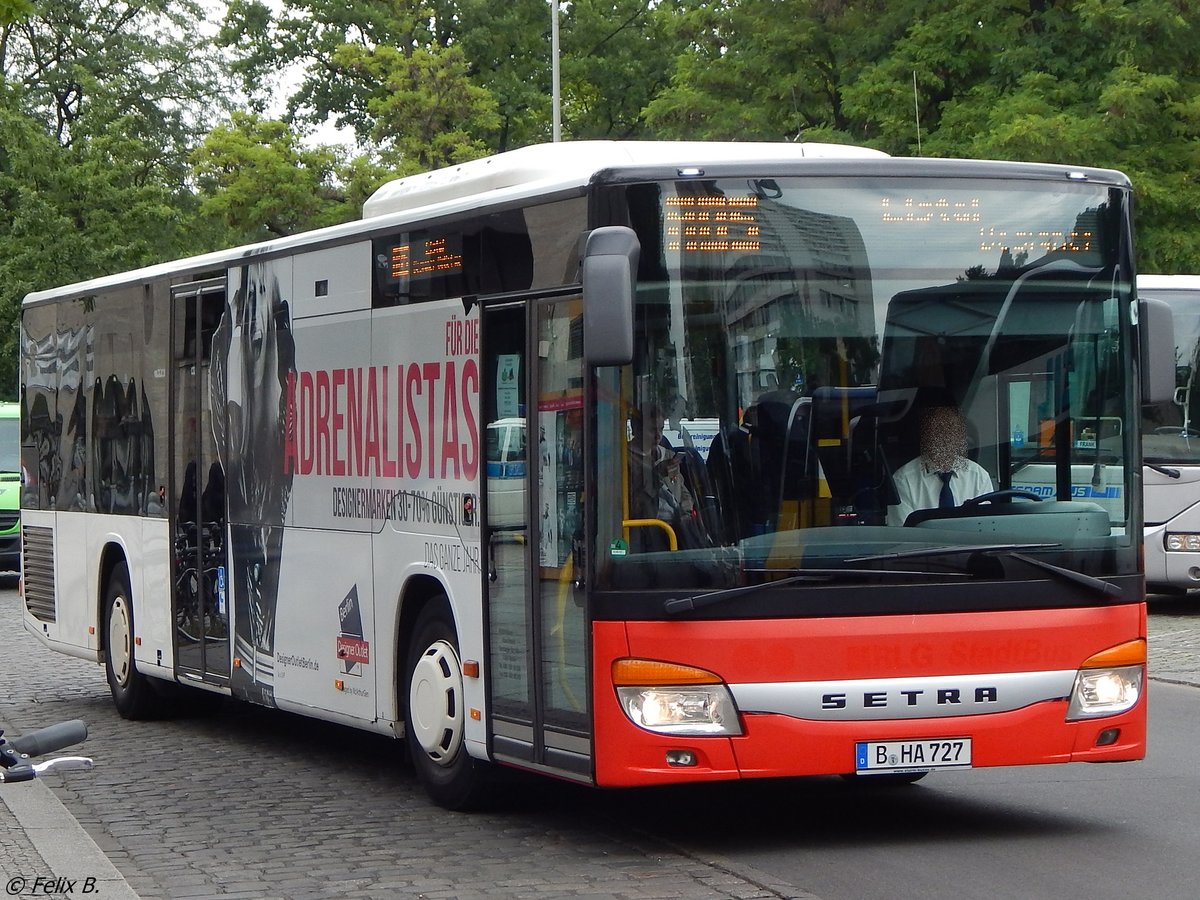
[888,456,994,526]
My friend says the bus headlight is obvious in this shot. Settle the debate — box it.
[1067,666,1143,719]
[616,686,741,735]
[1165,532,1200,551]
[612,658,743,736]
[1066,640,1145,720]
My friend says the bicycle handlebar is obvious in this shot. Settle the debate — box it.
[7,719,88,757]
[0,719,92,784]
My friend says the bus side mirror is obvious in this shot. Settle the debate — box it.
[1140,295,1175,405]
[582,226,639,367]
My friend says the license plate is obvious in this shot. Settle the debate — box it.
[855,738,972,774]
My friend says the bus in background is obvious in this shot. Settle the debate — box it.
[1139,275,1200,593]
[20,142,1173,809]
[0,401,20,573]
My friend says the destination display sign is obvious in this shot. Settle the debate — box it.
[387,234,464,281]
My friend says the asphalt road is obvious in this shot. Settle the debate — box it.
[3,583,1200,900]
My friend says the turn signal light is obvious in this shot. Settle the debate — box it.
[612,658,722,686]
[1081,639,1146,669]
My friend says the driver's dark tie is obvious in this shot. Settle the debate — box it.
[938,471,955,508]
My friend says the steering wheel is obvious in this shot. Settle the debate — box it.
[1155,426,1200,437]
[962,489,1043,506]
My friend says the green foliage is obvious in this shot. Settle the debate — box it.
[191,112,359,241]
[647,0,1200,274]
[645,0,890,143]
[0,1,232,395]
[558,0,684,140]
[3,0,228,146]
[4,0,1200,406]
[332,41,498,174]
[451,0,554,149]
[0,100,208,394]
[0,0,31,25]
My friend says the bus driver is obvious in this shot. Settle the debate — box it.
[888,401,993,526]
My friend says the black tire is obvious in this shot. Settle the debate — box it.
[104,561,164,719]
[404,599,489,810]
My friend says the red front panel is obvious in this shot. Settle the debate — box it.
[592,605,1146,788]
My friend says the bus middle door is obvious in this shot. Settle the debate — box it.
[483,293,592,782]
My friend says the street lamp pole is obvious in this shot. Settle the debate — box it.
[551,0,561,141]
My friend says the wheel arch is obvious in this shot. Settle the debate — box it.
[394,572,455,721]
[96,540,129,660]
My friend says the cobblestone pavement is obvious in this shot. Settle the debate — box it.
[4,584,1199,900]
[1146,591,1200,686]
[0,588,793,900]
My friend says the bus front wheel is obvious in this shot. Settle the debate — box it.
[104,562,162,720]
[404,599,488,810]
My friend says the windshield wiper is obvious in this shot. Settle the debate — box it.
[849,543,1122,600]
[847,543,1060,564]
[664,568,972,616]
[1005,552,1123,599]
[1146,462,1182,478]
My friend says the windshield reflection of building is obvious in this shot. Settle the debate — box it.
[719,197,876,408]
[659,188,880,538]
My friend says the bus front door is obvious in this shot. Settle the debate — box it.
[483,294,592,782]
[170,280,231,686]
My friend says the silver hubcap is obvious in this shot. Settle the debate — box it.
[409,639,465,766]
[108,595,133,687]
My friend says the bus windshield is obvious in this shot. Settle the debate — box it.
[1141,283,1200,464]
[595,175,1133,593]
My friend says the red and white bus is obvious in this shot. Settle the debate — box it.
[20,141,1173,807]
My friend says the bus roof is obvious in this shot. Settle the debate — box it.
[1138,274,1200,292]
[22,139,1131,308]
[24,140,889,307]
[360,140,888,219]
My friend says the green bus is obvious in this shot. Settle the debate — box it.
[0,401,20,572]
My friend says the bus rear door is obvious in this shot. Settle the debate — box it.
[171,279,231,686]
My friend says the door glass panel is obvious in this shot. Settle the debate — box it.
[536,297,588,731]
[484,305,531,720]
[172,285,230,681]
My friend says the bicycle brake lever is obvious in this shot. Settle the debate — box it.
[33,757,94,775]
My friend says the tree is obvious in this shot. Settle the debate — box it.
[332,39,498,174]
[218,0,687,155]
[648,0,1200,273]
[645,0,892,144]
[452,0,555,149]
[0,0,31,26]
[0,0,232,395]
[2,0,228,147]
[559,0,684,140]
[219,0,499,173]
[191,112,364,241]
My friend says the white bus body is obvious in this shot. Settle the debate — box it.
[1139,275,1200,592]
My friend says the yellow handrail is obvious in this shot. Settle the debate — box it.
[621,518,678,551]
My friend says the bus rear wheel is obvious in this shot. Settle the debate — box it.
[104,561,163,719]
[404,599,488,810]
